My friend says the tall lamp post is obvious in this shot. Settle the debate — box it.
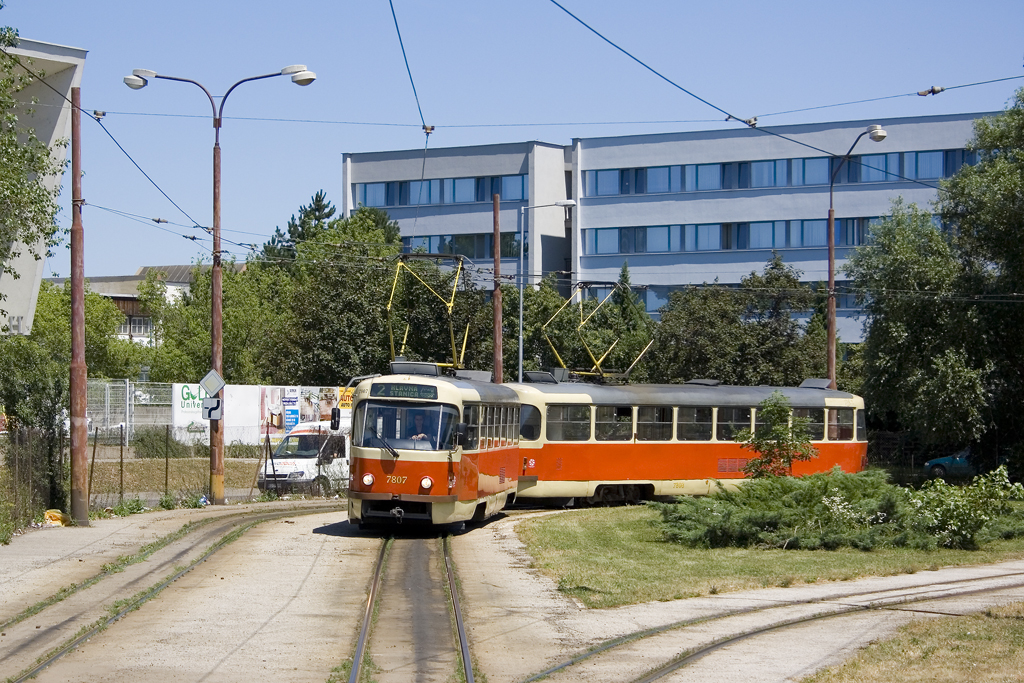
[518,199,576,382]
[124,65,316,504]
[827,124,886,389]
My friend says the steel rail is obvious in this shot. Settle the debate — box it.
[349,537,391,683]
[444,535,475,683]
[519,568,1024,683]
[630,575,1024,683]
[9,505,343,683]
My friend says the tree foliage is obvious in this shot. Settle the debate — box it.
[737,391,818,477]
[846,91,1024,452]
[649,254,827,386]
[0,11,65,319]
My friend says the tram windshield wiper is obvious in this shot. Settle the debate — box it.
[368,425,401,459]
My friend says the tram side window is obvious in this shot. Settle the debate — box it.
[793,408,825,440]
[856,409,866,441]
[500,406,508,447]
[716,407,751,441]
[830,408,855,441]
[464,405,480,450]
[546,404,591,441]
[485,405,495,449]
[677,407,713,440]
[637,406,672,441]
[512,406,520,444]
[520,405,542,441]
[596,406,633,441]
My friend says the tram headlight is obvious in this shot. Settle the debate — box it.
[420,476,433,490]
[361,473,375,487]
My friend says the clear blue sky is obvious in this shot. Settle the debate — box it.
[4,0,1022,277]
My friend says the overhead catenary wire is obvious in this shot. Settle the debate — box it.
[0,47,205,230]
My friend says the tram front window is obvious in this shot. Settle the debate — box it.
[353,401,460,451]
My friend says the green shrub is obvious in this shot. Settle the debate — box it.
[131,427,191,459]
[111,497,146,517]
[179,491,205,509]
[652,467,1024,551]
[158,493,176,510]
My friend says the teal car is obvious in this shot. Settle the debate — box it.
[923,448,974,479]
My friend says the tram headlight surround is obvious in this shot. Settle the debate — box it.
[420,476,433,490]
[361,473,374,487]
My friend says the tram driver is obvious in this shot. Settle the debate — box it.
[408,412,436,448]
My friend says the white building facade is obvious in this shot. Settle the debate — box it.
[342,112,987,341]
[0,39,86,335]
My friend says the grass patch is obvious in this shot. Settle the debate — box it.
[802,601,1024,682]
[517,507,1024,609]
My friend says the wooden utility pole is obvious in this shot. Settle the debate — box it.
[492,193,503,384]
[69,87,89,526]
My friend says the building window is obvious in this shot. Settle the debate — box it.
[696,224,721,250]
[903,151,944,179]
[501,175,525,201]
[695,164,721,191]
[117,318,130,336]
[792,157,830,186]
[130,316,152,337]
[357,182,386,207]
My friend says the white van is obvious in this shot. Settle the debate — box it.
[257,417,350,496]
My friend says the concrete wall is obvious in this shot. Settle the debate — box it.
[0,39,86,334]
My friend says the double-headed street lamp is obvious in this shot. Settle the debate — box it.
[124,65,315,504]
[518,200,576,382]
[827,124,887,389]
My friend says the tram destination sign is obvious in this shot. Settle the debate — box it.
[370,383,438,400]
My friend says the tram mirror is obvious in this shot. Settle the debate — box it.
[454,422,468,446]
[330,407,341,431]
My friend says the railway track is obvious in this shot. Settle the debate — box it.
[519,567,1024,683]
[1,503,344,683]
[349,533,474,683]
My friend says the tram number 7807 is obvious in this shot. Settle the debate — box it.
[386,475,408,484]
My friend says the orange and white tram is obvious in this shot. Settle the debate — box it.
[346,363,521,526]
[511,378,868,504]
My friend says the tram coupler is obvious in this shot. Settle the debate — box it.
[390,507,405,524]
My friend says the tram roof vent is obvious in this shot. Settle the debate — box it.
[685,378,721,386]
[524,371,559,384]
[390,361,440,377]
[799,378,833,390]
[455,369,493,382]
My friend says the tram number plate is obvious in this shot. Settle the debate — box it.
[386,476,407,484]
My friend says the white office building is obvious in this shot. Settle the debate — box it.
[342,112,988,340]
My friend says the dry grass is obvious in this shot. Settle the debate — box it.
[517,506,1024,609]
[803,602,1024,682]
[87,458,259,496]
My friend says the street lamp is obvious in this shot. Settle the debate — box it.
[827,124,886,389]
[518,199,576,382]
[124,65,315,504]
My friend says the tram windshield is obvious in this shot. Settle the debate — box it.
[353,401,460,451]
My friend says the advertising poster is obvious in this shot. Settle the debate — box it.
[300,387,322,423]
[283,386,300,432]
[317,387,339,421]
[171,383,209,444]
[260,386,285,443]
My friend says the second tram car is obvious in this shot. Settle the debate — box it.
[346,364,521,526]
[512,378,867,504]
